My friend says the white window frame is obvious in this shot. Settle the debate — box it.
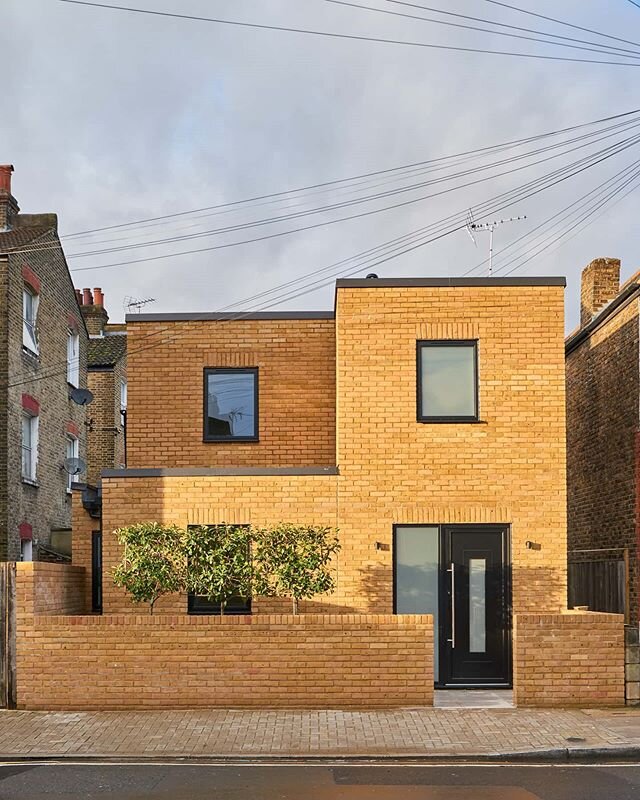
[21,412,39,482]
[22,286,39,354]
[67,330,80,387]
[120,379,127,427]
[20,539,33,562]
[65,435,79,493]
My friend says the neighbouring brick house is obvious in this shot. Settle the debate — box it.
[0,165,89,562]
[78,288,127,484]
[566,257,640,702]
[68,275,624,708]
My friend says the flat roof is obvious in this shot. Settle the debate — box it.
[335,277,567,288]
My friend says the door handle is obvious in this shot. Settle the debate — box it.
[447,562,456,649]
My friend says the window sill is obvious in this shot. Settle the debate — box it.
[417,418,486,424]
[203,437,260,444]
[21,478,39,488]
[22,346,39,360]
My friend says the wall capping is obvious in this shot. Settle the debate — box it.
[101,466,339,478]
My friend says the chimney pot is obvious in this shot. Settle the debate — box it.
[75,289,82,305]
[580,257,621,327]
[93,287,104,306]
[0,164,19,230]
[82,288,93,306]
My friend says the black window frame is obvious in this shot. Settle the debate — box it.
[203,367,259,443]
[416,340,479,424]
[186,523,252,616]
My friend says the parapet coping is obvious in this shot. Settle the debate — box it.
[101,466,339,478]
[335,277,567,288]
[125,312,335,322]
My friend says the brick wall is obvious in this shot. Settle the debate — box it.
[71,489,98,611]
[513,611,624,707]
[334,284,568,614]
[125,318,336,468]
[16,562,86,617]
[14,561,432,710]
[566,296,640,623]
[2,223,88,560]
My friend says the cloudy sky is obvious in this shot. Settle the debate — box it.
[3,0,639,328]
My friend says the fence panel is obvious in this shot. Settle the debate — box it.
[0,562,16,708]
[568,558,626,618]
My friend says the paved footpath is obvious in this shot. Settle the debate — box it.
[0,707,640,760]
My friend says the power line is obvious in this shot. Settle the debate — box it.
[11,116,640,267]
[627,0,640,9]
[480,0,640,50]
[43,107,640,242]
[321,0,640,59]
[55,0,640,66]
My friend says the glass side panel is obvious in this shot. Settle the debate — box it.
[206,371,256,439]
[395,526,439,681]
[420,344,476,418]
[469,557,486,653]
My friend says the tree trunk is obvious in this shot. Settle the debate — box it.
[292,596,298,615]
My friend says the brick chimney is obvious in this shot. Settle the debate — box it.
[0,165,20,230]
[580,258,621,327]
[78,287,109,336]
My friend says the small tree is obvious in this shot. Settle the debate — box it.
[254,523,341,614]
[184,524,254,616]
[112,522,185,614]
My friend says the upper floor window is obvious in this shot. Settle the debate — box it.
[204,368,258,442]
[65,435,79,493]
[21,412,38,481]
[67,331,80,387]
[120,379,127,427]
[417,340,478,423]
[22,286,39,354]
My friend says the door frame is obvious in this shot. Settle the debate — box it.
[392,523,512,689]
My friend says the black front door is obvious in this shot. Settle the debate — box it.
[440,525,511,686]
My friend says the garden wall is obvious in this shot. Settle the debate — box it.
[513,610,625,707]
[15,563,433,710]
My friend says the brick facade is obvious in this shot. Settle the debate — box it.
[566,260,640,625]
[513,611,624,707]
[125,316,335,468]
[0,167,89,561]
[15,562,433,710]
[81,289,127,484]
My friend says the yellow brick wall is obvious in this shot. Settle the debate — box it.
[125,318,336,468]
[514,611,624,706]
[334,285,568,614]
[14,560,433,710]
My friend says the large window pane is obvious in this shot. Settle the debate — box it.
[205,368,258,441]
[419,342,477,420]
[395,525,440,682]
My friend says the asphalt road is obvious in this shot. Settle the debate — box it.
[1,762,640,799]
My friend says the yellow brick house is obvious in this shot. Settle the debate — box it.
[72,275,623,700]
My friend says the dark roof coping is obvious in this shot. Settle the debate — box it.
[335,277,566,288]
[102,466,339,478]
[125,311,335,323]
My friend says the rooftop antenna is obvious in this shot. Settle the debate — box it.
[467,213,527,275]
[124,296,156,314]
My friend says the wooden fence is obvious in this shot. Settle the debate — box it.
[568,548,629,624]
[0,562,16,708]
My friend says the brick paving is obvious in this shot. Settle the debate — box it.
[0,707,639,758]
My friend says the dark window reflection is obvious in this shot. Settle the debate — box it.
[205,369,257,440]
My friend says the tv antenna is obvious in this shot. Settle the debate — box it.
[124,296,156,314]
[466,211,527,275]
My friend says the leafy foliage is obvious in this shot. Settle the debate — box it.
[183,524,255,616]
[253,523,341,613]
[112,522,186,614]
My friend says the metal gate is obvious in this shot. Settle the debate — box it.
[0,562,16,708]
